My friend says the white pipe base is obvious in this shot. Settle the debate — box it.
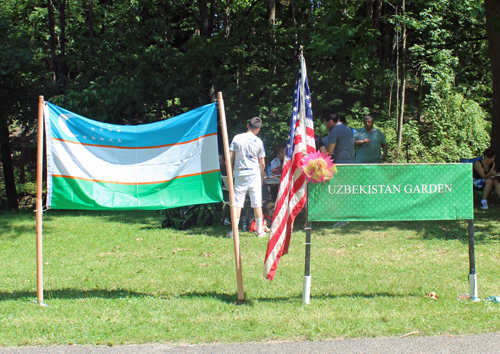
[468,273,480,302]
[302,275,311,304]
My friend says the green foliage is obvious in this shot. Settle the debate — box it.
[421,91,490,161]
[0,0,496,207]
[387,89,490,164]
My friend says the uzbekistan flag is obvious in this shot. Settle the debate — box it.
[44,102,223,210]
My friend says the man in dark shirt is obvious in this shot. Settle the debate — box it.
[323,112,355,163]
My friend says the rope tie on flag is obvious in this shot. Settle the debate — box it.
[33,204,50,213]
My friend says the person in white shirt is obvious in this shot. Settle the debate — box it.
[228,117,267,237]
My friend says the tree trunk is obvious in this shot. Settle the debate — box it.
[388,78,393,118]
[198,0,214,39]
[362,0,382,109]
[267,0,276,74]
[18,129,27,184]
[48,0,68,88]
[267,0,276,24]
[197,0,216,102]
[89,0,94,57]
[362,80,375,109]
[397,0,406,148]
[58,0,66,57]
[47,0,58,84]
[485,0,500,154]
[58,0,68,86]
[366,0,373,20]
[395,11,400,128]
[0,120,19,210]
[417,67,424,124]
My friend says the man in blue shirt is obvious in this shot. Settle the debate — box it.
[323,112,355,164]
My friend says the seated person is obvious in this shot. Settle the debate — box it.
[270,144,285,174]
[473,148,500,210]
[315,134,326,153]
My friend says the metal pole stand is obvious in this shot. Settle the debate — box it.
[468,219,480,302]
[302,221,312,304]
[302,275,311,304]
[468,273,480,302]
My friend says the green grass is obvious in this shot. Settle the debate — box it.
[1,207,500,346]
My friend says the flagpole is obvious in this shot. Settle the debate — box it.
[468,219,479,301]
[217,92,245,302]
[36,96,47,306]
[302,184,312,304]
[299,47,307,154]
[299,46,312,304]
[264,46,314,282]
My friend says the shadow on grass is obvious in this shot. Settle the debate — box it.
[44,209,165,230]
[252,292,419,304]
[0,210,36,240]
[44,209,225,233]
[307,209,500,244]
[0,289,243,304]
[0,289,148,301]
[1,288,424,306]
[312,292,420,299]
[3,207,498,242]
[0,224,36,240]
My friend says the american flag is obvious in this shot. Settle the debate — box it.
[264,53,315,281]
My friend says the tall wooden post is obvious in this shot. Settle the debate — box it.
[36,96,46,306]
[217,92,245,302]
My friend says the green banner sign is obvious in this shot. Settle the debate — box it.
[308,164,473,221]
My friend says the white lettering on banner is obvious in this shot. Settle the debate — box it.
[328,184,453,195]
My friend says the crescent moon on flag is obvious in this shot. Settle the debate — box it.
[58,114,78,138]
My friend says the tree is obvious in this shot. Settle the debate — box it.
[0,0,497,208]
[485,0,500,154]
[0,18,33,209]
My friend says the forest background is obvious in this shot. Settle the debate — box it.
[1,0,500,210]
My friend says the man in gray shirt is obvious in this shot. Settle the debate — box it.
[323,112,355,164]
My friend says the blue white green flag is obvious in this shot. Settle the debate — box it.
[44,102,223,210]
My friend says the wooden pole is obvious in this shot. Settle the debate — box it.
[217,92,245,302]
[36,96,46,306]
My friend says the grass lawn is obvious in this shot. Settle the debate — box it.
[1,207,499,346]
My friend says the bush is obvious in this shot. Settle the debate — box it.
[382,90,490,164]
